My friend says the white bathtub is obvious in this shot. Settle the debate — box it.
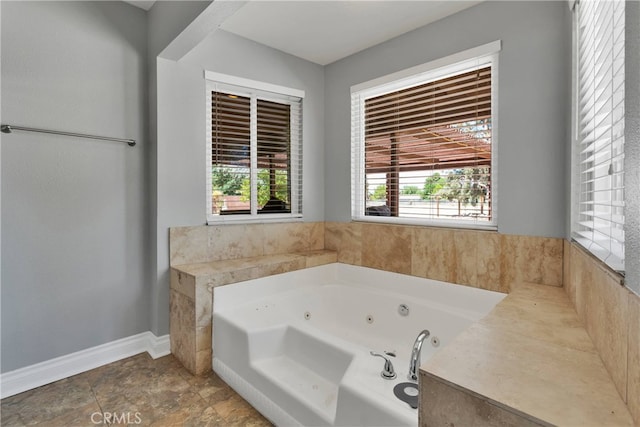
[212,263,505,426]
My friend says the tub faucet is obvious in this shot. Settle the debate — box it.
[408,329,430,382]
[370,351,396,380]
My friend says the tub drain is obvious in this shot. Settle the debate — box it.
[393,382,419,409]
[366,314,374,324]
[304,311,311,320]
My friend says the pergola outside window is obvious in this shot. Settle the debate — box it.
[351,44,499,229]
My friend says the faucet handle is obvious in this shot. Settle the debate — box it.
[370,351,397,380]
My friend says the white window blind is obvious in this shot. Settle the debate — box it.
[206,77,303,223]
[351,47,498,229]
[572,0,625,272]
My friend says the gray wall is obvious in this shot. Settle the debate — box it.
[624,1,640,295]
[1,1,148,372]
[324,1,571,238]
[147,0,212,337]
[152,29,325,335]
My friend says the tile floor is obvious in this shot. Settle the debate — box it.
[1,353,272,426]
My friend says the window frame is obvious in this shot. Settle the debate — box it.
[350,41,501,230]
[205,71,304,225]
[570,0,625,273]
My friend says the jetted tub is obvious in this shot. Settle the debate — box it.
[212,263,506,426]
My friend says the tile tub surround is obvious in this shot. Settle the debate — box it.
[564,241,640,425]
[170,251,337,375]
[325,222,564,292]
[169,222,325,266]
[169,221,564,376]
[167,221,639,424]
[420,283,635,426]
[169,221,330,375]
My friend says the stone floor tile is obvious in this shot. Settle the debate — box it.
[0,354,272,426]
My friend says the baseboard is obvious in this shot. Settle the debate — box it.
[0,332,171,399]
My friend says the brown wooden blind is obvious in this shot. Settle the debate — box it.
[212,92,251,168]
[364,66,491,173]
[257,99,291,210]
[210,91,295,214]
[361,66,492,220]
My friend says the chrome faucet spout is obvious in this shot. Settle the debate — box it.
[408,329,430,382]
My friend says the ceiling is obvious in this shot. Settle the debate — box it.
[123,1,482,66]
[219,1,482,65]
[123,1,155,11]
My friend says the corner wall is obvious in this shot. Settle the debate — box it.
[564,242,640,424]
[153,29,325,336]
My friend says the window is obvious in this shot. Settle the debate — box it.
[351,42,500,229]
[571,0,625,272]
[205,72,303,223]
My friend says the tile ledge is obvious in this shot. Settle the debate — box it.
[421,283,635,427]
[171,250,337,279]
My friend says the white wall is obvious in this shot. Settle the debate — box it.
[153,29,325,334]
[324,1,571,238]
[1,1,148,372]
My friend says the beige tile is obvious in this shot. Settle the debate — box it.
[511,235,543,285]
[420,372,547,427]
[517,235,546,284]
[196,324,212,352]
[170,289,196,374]
[410,226,430,279]
[308,222,325,250]
[499,233,518,292]
[477,231,503,292]
[571,243,592,323]
[324,222,362,265]
[423,227,456,283]
[412,226,456,282]
[195,349,213,375]
[501,235,563,290]
[361,223,412,274]
[454,230,478,287]
[298,249,338,268]
[195,281,213,327]
[540,237,563,287]
[262,222,312,254]
[563,240,575,307]
[207,224,264,261]
[582,262,629,401]
[481,284,596,353]
[627,291,640,424]
[171,268,196,299]
[170,226,210,266]
[422,323,634,427]
[175,254,303,278]
[260,257,307,276]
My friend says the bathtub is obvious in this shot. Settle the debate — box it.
[212,263,505,426]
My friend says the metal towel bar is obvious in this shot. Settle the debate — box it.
[1,124,136,147]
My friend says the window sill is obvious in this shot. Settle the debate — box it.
[352,215,498,231]
[206,213,303,226]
